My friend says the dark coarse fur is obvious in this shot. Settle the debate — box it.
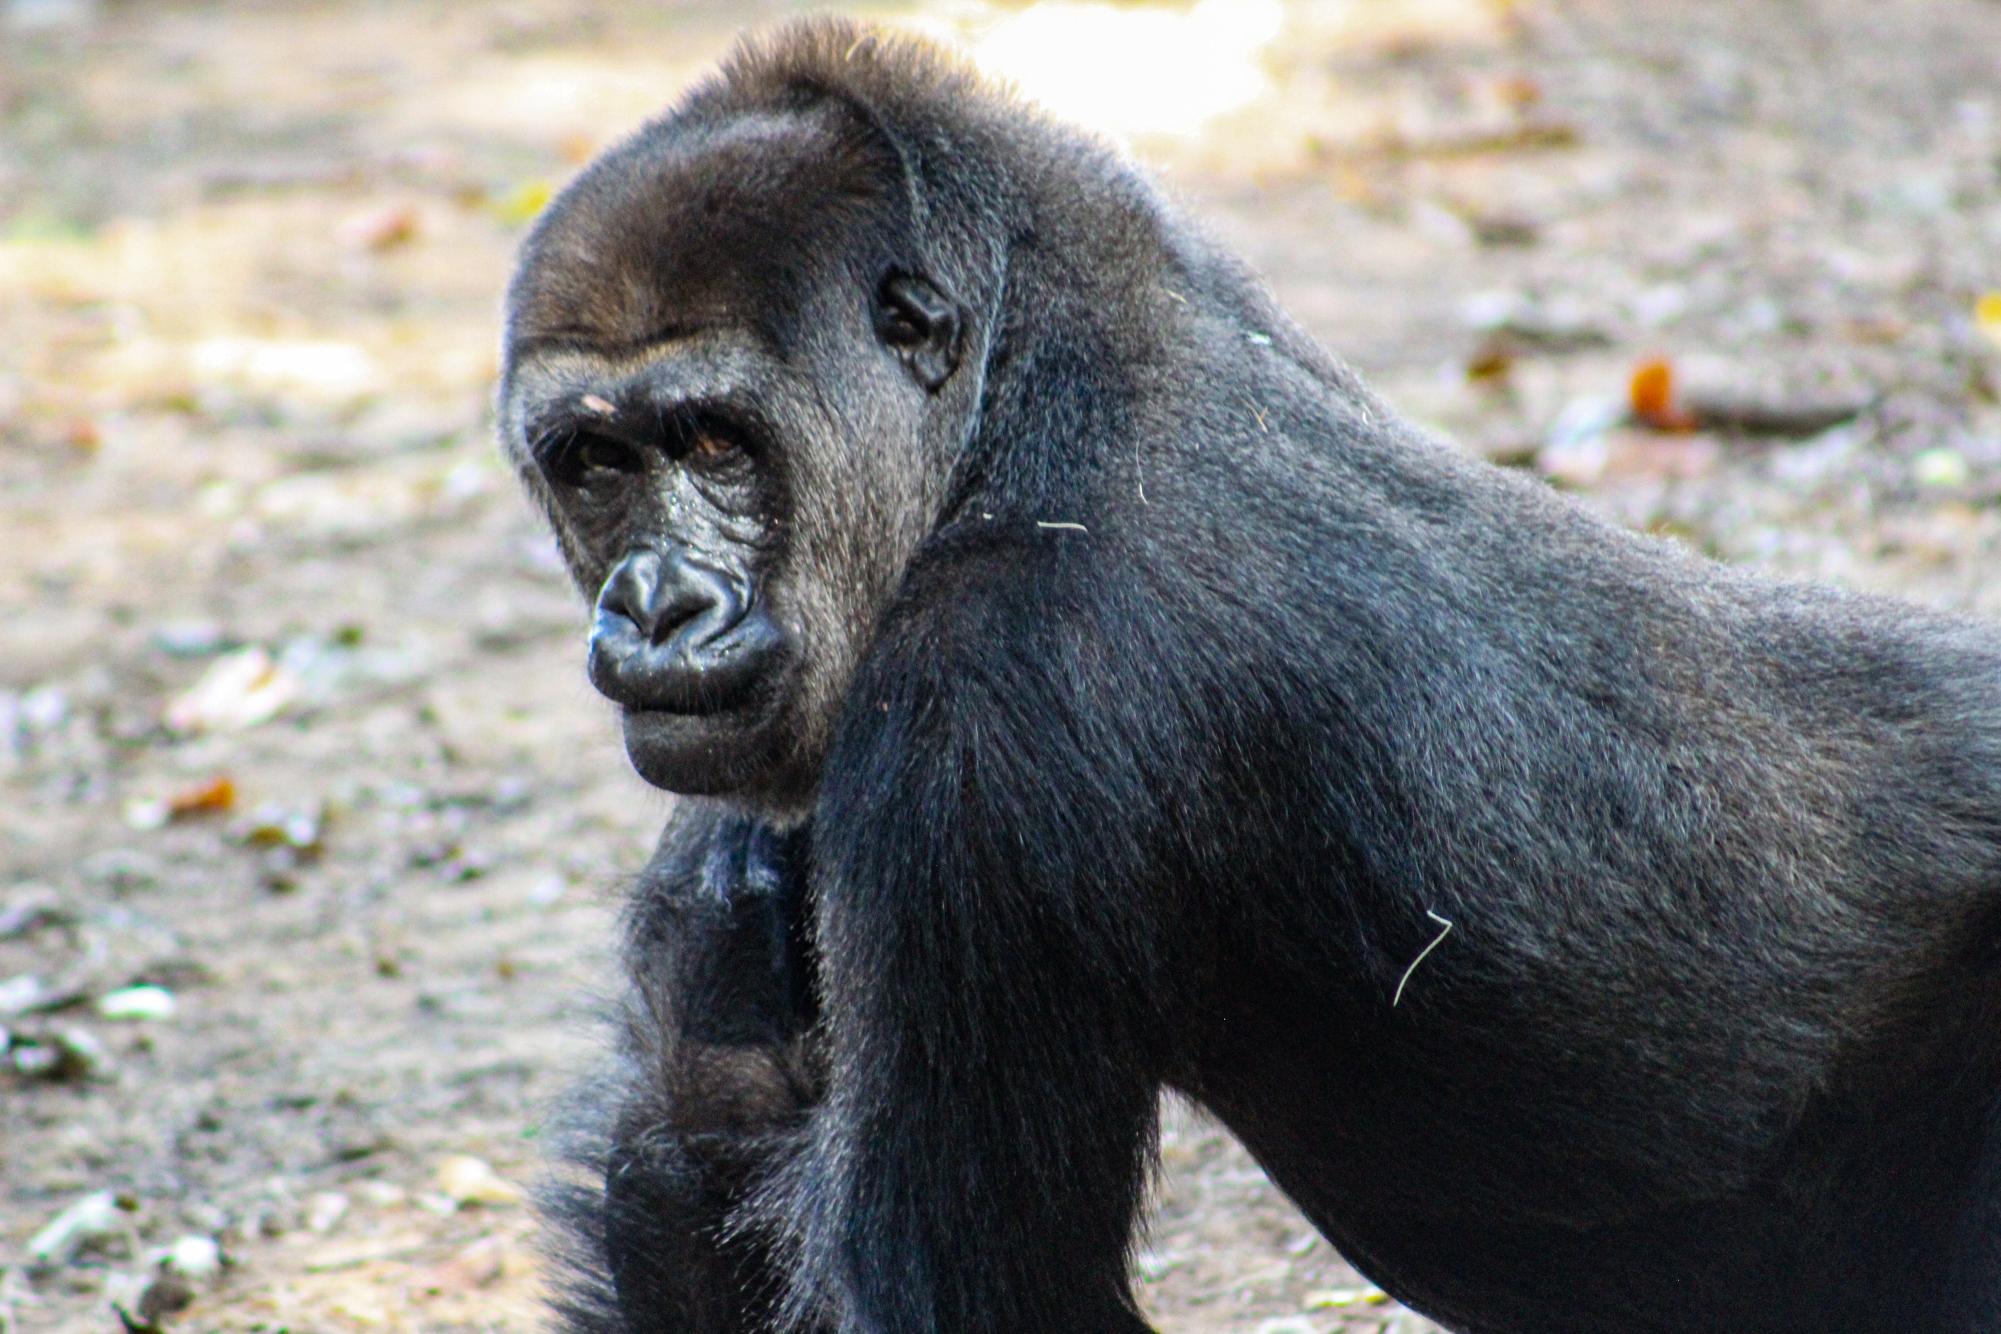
[503,17,2001,1334]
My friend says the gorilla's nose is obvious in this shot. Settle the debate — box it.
[597,548,741,646]
[588,548,784,713]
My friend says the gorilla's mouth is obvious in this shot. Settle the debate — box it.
[587,607,787,717]
[618,702,786,795]
[604,615,794,794]
[583,548,797,794]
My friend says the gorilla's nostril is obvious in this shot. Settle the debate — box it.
[596,549,662,635]
[639,581,714,646]
[656,558,747,648]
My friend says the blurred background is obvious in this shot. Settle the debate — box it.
[2,1,1997,1330]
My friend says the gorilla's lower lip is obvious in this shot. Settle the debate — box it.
[619,706,774,795]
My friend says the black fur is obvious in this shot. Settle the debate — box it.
[504,18,2001,1333]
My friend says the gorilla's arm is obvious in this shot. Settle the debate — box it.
[768,541,1174,1334]
[601,810,825,1333]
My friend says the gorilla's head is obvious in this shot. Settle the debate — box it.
[496,26,1021,807]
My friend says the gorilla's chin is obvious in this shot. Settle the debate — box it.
[619,707,779,795]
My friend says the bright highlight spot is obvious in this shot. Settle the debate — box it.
[950,0,1286,142]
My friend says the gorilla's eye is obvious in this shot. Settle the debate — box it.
[533,429,644,487]
[691,432,737,462]
[660,409,752,468]
[573,433,644,479]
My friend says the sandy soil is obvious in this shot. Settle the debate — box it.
[2,1,1998,1330]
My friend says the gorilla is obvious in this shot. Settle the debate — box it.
[497,18,2001,1334]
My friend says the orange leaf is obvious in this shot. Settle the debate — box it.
[167,775,236,818]
[1629,357,1697,432]
[1466,347,1514,383]
[1493,75,1543,110]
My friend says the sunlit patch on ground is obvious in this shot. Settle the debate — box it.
[892,0,1521,171]
[919,0,1286,142]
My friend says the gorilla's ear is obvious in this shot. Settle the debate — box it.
[874,272,962,392]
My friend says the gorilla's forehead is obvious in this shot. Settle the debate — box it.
[508,107,892,356]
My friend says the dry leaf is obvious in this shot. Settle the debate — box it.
[62,419,102,452]
[490,180,553,227]
[1629,357,1698,432]
[1492,74,1543,109]
[1466,346,1514,383]
[1976,292,2001,353]
[168,775,237,818]
[339,205,420,253]
[434,1155,523,1207]
[164,647,302,734]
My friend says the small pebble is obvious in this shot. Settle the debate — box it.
[0,884,61,937]
[0,973,47,1015]
[123,797,172,831]
[151,620,230,659]
[162,1234,223,1280]
[1913,447,1970,490]
[305,1191,350,1234]
[11,1026,112,1081]
[97,985,177,1021]
[137,1272,196,1324]
[11,1042,57,1078]
[59,1026,113,1076]
[19,684,68,732]
[434,1154,522,1207]
[355,1180,407,1208]
[28,1190,120,1263]
[237,802,324,852]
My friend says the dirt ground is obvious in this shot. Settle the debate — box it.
[2,1,1998,1330]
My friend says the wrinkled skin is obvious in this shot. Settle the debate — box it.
[502,19,2001,1334]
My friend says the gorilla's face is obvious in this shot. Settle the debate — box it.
[512,358,800,797]
[497,107,967,806]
